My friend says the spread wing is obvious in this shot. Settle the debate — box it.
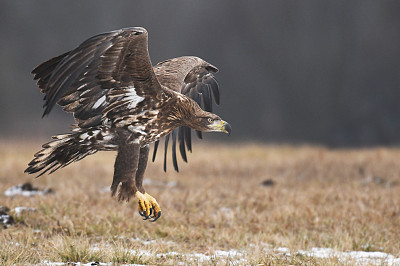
[152,56,219,172]
[32,27,164,128]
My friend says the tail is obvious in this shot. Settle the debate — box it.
[25,126,116,177]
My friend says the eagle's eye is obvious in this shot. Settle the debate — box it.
[208,118,214,123]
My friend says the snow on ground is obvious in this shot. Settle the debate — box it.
[41,261,130,266]
[0,206,36,228]
[155,249,246,264]
[41,244,400,265]
[4,183,53,197]
[0,206,14,227]
[274,246,400,265]
[14,206,36,217]
[294,247,400,265]
[0,212,14,227]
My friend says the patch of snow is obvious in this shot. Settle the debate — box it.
[79,262,113,266]
[273,246,400,265]
[42,243,400,265]
[40,260,65,265]
[14,206,36,217]
[275,247,290,253]
[134,248,245,263]
[98,186,111,193]
[214,249,243,257]
[156,251,181,258]
[41,261,124,266]
[4,183,53,197]
[186,250,246,263]
[90,245,246,264]
[0,212,14,227]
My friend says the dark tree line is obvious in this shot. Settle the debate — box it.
[1,0,400,146]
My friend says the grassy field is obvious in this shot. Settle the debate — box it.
[1,140,400,265]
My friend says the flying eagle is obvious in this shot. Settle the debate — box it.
[25,27,231,222]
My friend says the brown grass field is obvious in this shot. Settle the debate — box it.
[1,140,400,265]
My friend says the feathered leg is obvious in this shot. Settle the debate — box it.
[135,145,161,221]
[135,145,149,193]
[111,143,161,221]
[111,143,140,201]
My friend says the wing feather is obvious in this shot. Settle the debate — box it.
[33,51,71,92]
[33,27,164,128]
[33,29,220,174]
[178,127,187,162]
[152,56,219,171]
[152,139,159,162]
[163,134,169,172]
[171,129,179,172]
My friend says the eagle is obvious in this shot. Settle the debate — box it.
[25,27,231,222]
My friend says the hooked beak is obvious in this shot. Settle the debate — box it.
[210,120,232,135]
[223,121,232,135]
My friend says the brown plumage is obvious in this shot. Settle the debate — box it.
[25,27,231,221]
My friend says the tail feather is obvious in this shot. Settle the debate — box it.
[25,126,116,177]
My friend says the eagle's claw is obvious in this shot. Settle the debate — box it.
[151,211,161,222]
[136,191,161,222]
[142,208,153,220]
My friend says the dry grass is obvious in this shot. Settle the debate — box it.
[1,140,400,265]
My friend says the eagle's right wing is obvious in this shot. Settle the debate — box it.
[152,56,220,172]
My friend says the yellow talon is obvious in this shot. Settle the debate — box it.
[135,191,162,221]
[136,191,150,216]
[144,192,161,215]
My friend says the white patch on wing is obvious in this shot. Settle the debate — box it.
[93,95,106,109]
[79,133,89,139]
[77,84,87,91]
[148,110,159,115]
[80,90,90,97]
[126,86,145,109]
[128,125,146,135]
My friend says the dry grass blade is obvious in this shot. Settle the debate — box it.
[0,140,400,264]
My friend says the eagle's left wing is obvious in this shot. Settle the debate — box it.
[152,56,220,172]
[32,27,164,128]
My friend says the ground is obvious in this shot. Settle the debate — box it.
[1,140,400,265]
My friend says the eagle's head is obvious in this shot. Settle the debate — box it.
[178,97,231,135]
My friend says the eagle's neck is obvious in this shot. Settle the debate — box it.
[166,93,198,125]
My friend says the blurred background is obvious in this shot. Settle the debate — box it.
[1,1,400,147]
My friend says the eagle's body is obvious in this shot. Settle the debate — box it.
[25,27,230,221]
